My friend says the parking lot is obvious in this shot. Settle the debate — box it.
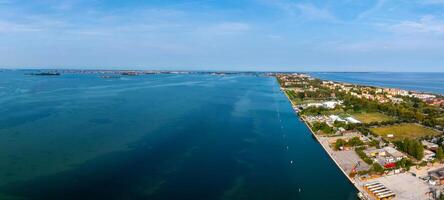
[371,173,431,200]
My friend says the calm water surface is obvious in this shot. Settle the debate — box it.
[311,72,444,95]
[0,71,356,200]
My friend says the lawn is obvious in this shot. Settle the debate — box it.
[370,123,441,140]
[353,112,394,124]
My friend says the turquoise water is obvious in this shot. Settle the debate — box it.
[311,72,444,95]
[0,71,356,200]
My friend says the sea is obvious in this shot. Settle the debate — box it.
[0,70,358,200]
[311,72,444,95]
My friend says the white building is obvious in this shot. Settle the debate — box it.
[383,147,405,161]
[329,115,346,123]
[322,101,341,109]
[423,149,436,162]
[345,117,361,124]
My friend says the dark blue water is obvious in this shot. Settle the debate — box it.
[311,72,444,95]
[0,71,356,200]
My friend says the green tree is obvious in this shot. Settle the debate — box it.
[396,158,413,170]
[347,137,364,147]
[335,139,346,150]
[371,163,384,174]
[437,147,444,161]
[394,138,424,160]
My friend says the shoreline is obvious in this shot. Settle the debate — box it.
[280,86,366,197]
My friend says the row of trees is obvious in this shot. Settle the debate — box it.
[311,122,333,134]
[334,137,364,150]
[355,147,373,164]
[300,107,330,116]
[339,92,444,129]
[394,138,424,160]
[333,121,356,130]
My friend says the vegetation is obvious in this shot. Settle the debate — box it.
[333,120,356,130]
[300,107,329,116]
[368,139,380,148]
[277,74,444,177]
[311,122,333,134]
[395,158,413,170]
[355,147,373,164]
[334,139,346,150]
[338,93,444,130]
[353,112,395,124]
[394,138,424,160]
[334,137,364,150]
[348,137,364,146]
[437,147,444,161]
[371,163,385,174]
[370,123,440,140]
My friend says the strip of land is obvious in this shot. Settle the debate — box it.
[276,73,444,200]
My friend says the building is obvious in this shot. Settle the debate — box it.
[429,168,444,185]
[424,149,436,162]
[383,147,405,161]
[363,182,396,200]
[422,140,439,151]
[364,148,386,157]
[346,117,361,124]
[322,101,341,109]
[329,115,346,123]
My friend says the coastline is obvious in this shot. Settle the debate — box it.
[310,72,444,96]
[280,86,366,197]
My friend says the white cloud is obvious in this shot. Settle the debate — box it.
[295,3,337,21]
[390,15,444,35]
[356,0,387,20]
[260,0,337,22]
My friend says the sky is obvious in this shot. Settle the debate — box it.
[0,0,443,72]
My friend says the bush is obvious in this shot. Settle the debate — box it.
[355,147,373,164]
[312,122,333,134]
[371,163,384,174]
[394,138,424,160]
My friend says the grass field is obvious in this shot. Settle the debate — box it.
[371,123,441,140]
[353,112,394,124]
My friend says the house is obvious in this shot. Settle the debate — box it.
[383,147,405,161]
[364,148,386,157]
[322,101,341,109]
[422,140,439,151]
[423,149,436,162]
[429,168,444,185]
[390,97,403,104]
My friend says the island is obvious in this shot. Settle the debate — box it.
[27,71,61,76]
[276,73,444,200]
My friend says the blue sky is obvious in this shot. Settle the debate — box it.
[0,0,443,71]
